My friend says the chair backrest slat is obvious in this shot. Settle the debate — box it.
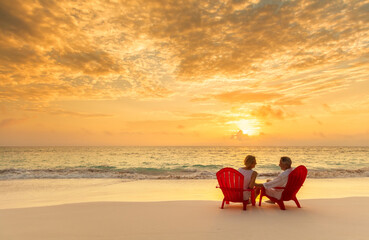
[235,173,239,188]
[224,170,230,200]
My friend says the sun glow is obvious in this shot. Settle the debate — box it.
[234,119,261,136]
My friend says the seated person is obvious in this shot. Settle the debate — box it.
[255,156,294,201]
[238,155,259,202]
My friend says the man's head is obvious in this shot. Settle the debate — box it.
[279,156,292,170]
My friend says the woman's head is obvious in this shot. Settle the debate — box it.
[244,155,256,168]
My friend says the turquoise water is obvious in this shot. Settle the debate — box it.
[0,146,368,179]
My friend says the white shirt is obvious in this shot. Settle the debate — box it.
[263,168,294,200]
[238,168,254,200]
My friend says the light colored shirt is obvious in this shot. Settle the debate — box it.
[263,168,294,200]
[238,168,254,200]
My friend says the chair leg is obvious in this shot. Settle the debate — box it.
[293,196,301,208]
[250,190,255,206]
[226,201,230,205]
[276,200,286,210]
[259,187,265,206]
[243,201,248,211]
[221,199,225,209]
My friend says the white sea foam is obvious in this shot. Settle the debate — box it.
[0,167,368,180]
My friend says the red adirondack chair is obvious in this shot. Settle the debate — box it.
[216,167,255,211]
[259,165,307,210]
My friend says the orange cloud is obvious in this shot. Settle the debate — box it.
[310,115,323,125]
[0,118,26,128]
[25,107,113,118]
[214,90,281,103]
[0,0,367,104]
[188,113,218,119]
[251,105,285,120]
[274,97,305,106]
[49,50,123,75]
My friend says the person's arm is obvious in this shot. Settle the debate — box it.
[263,174,285,188]
[248,171,258,188]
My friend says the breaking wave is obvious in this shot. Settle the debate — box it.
[0,167,368,180]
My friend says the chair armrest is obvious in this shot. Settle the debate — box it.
[217,187,243,191]
[216,186,255,191]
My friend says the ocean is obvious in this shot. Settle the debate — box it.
[0,146,368,180]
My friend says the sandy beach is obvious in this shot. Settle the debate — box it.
[0,178,369,240]
[1,198,368,240]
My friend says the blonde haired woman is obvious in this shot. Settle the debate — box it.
[238,155,260,201]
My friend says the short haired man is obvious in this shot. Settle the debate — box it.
[256,156,294,201]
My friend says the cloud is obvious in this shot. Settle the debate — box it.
[0,0,367,119]
[190,97,210,102]
[214,90,281,103]
[231,130,250,142]
[125,120,186,131]
[313,131,326,138]
[188,113,218,119]
[0,118,26,128]
[0,83,98,103]
[0,0,172,103]
[274,97,305,105]
[322,103,331,112]
[49,49,123,75]
[251,105,285,120]
[0,46,41,65]
[136,84,174,98]
[104,130,114,136]
[25,107,113,118]
[138,0,368,81]
[310,115,323,125]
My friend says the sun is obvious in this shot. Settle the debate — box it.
[234,119,261,136]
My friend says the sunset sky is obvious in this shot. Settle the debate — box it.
[0,0,368,146]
